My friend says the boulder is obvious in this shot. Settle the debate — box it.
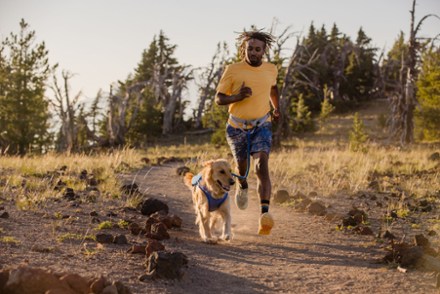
[140,198,169,216]
[145,251,188,279]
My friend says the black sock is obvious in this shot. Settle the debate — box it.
[261,199,270,214]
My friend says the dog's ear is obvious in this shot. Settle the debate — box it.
[202,160,214,179]
[202,160,214,167]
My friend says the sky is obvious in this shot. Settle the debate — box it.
[1,0,439,112]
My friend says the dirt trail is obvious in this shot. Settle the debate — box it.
[128,164,437,294]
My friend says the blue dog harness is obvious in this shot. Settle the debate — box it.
[191,174,228,212]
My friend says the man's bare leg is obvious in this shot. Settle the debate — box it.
[234,159,249,210]
[253,151,274,235]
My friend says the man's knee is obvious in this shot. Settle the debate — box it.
[254,152,269,174]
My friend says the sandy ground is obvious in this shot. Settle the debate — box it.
[121,164,438,293]
[1,163,438,294]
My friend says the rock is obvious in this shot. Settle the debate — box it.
[91,217,101,224]
[273,190,290,204]
[106,211,118,217]
[428,152,440,161]
[146,223,170,240]
[354,226,374,235]
[291,191,306,200]
[102,284,118,294]
[295,197,312,211]
[146,239,165,257]
[368,180,380,190]
[128,245,146,254]
[3,266,73,294]
[342,208,367,227]
[96,233,114,244]
[140,198,169,216]
[308,201,327,216]
[414,234,430,247]
[145,251,188,279]
[383,230,396,240]
[388,210,398,219]
[63,188,77,201]
[0,211,9,218]
[400,246,423,268]
[428,230,437,236]
[176,166,190,176]
[145,217,160,233]
[128,222,142,235]
[113,234,128,245]
[308,191,318,198]
[54,180,67,191]
[421,204,432,212]
[79,169,88,180]
[113,281,132,294]
[59,273,89,294]
[324,213,342,222]
[170,214,183,228]
[138,274,150,282]
[150,212,173,229]
[87,176,99,187]
[89,211,98,217]
[90,276,107,294]
[0,269,9,291]
[121,183,139,195]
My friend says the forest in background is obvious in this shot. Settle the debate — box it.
[0,0,439,155]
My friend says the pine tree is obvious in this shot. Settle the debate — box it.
[349,112,368,152]
[415,46,440,140]
[0,19,53,154]
[319,85,335,129]
[292,94,314,133]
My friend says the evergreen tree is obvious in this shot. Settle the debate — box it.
[382,32,408,94]
[319,85,335,129]
[0,19,53,154]
[415,46,440,140]
[349,112,368,152]
[344,28,376,101]
[292,94,314,133]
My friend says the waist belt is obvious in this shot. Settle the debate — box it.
[228,113,270,129]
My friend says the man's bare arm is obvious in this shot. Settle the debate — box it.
[270,84,280,120]
[215,82,252,105]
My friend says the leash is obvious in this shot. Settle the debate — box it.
[231,129,251,180]
[229,112,270,181]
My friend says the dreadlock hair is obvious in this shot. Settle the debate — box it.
[236,29,275,59]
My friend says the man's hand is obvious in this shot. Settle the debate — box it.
[238,82,252,100]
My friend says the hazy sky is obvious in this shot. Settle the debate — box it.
[1,0,439,109]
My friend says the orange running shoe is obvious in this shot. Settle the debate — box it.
[258,212,274,235]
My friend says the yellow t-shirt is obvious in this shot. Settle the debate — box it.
[216,61,278,121]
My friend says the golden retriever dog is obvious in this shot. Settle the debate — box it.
[184,159,235,244]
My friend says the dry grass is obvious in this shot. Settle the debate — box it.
[270,140,439,198]
[0,99,438,209]
[1,141,438,209]
[0,147,145,209]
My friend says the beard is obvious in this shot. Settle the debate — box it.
[246,55,262,66]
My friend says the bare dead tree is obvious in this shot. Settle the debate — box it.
[162,66,192,134]
[267,18,296,64]
[49,71,81,153]
[194,42,229,129]
[106,82,147,146]
[388,0,439,145]
[151,53,192,135]
[273,41,319,147]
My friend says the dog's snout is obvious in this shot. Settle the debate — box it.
[229,179,235,185]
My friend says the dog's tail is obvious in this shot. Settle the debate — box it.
[183,172,194,190]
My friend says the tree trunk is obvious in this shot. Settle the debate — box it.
[273,44,319,147]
